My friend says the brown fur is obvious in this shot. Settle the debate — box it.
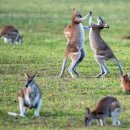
[58,9,90,78]
[18,73,42,108]
[8,74,42,117]
[92,96,120,115]
[71,9,82,24]
[18,87,32,98]
[64,23,80,58]
[0,25,23,44]
[89,13,123,77]
[64,8,89,57]
[64,10,83,57]
[64,25,72,41]
[85,96,121,126]
[121,74,130,92]
[0,25,19,36]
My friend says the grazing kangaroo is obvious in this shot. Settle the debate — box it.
[8,73,42,118]
[0,25,23,44]
[85,96,121,126]
[121,73,130,92]
[88,12,123,77]
[58,8,91,78]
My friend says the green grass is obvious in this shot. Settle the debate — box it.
[1,0,130,130]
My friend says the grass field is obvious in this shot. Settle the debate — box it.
[0,0,130,130]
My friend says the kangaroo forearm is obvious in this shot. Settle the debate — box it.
[80,14,90,22]
[89,16,96,27]
[33,95,40,107]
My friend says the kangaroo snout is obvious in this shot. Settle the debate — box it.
[105,24,109,28]
[89,11,92,15]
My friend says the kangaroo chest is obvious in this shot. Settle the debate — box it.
[71,23,85,49]
[23,87,37,105]
[29,91,36,101]
[89,28,106,52]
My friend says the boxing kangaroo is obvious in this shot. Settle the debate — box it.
[58,8,91,78]
[87,12,123,77]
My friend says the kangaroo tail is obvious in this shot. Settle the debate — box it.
[8,112,24,117]
[112,58,123,76]
[8,112,20,116]
[58,57,67,77]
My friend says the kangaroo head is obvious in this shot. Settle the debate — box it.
[24,73,35,87]
[72,8,82,24]
[85,107,95,126]
[121,74,129,81]
[72,8,82,18]
[17,35,23,44]
[97,16,109,29]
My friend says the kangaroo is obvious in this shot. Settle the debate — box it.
[87,12,123,77]
[8,73,42,118]
[85,96,121,126]
[58,8,91,78]
[121,74,130,92]
[0,25,23,44]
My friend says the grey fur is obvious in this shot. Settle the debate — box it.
[88,12,123,77]
[85,96,121,126]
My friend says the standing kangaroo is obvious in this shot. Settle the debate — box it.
[85,96,121,126]
[58,8,91,78]
[0,25,23,44]
[87,12,123,77]
[8,74,42,118]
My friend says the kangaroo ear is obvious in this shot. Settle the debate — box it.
[72,8,76,11]
[99,16,104,23]
[78,13,82,18]
[86,107,90,115]
[32,74,36,80]
[24,73,30,79]
[89,11,92,15]
[97,16,104,24]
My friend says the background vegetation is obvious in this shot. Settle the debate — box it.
[0,0,130,130]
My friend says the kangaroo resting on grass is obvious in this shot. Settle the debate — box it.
[58,8,91,78]
[8,73,42,118]
[86,12,123,77]
[85,96,121,126]
[0,25,23,44]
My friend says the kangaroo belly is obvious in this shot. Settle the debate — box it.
[71,23,85,50]
[89,29,108,51]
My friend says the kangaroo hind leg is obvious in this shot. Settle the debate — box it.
[95,65,105,78]
[58,57,67,77]
[68,52,81,78]
[95,58,109,78]
[18,97,26,117]
[72,49,85,77]
[34,99,42,118]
